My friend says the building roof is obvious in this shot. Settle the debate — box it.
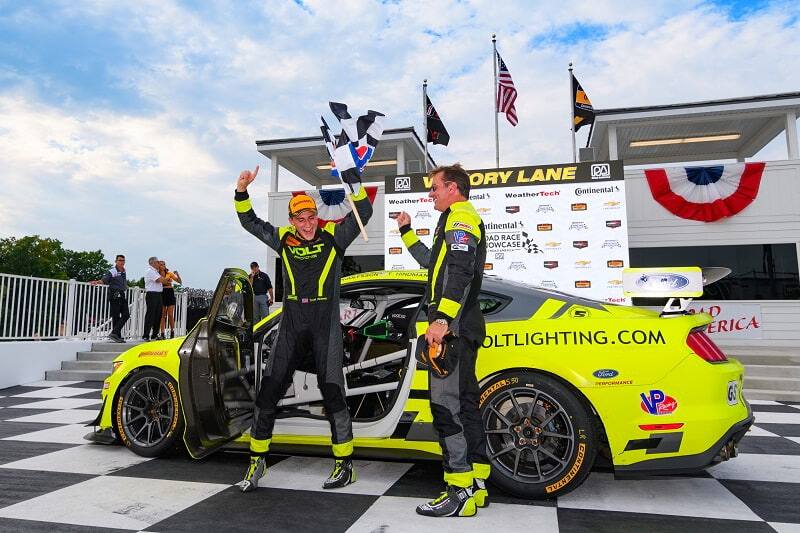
[256,127,434,188]
[588,92,800,165]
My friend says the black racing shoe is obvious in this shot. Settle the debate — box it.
[473,478,489,508]
[323,458,356,489]
[239,456,266,493]
[416,485,477,517]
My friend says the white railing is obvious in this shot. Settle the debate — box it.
[0,273,188,341]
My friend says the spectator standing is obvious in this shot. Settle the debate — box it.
[143,257,167,341]
[159,260,182,339]
[91,254,129,343]
[249,261,273,323]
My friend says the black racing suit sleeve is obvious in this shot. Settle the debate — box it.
[332,188,373,250]
[234,190,281,252]
[431,229,479,326]
[399,224,432,267]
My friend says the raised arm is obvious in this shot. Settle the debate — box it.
[331,187,373,250]
[234,166,282,252]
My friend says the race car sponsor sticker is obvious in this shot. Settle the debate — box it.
[640,389,678,415]
[138,350,168,357]
[453,230,470,244]
[452,221,473,231]
[451,244,469,251]
[727,380,739,405]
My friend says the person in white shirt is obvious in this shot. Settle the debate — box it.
[143,256,168,340]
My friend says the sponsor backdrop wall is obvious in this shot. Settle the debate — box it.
[384,161,630,304]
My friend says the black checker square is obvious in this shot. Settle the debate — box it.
[750,404,800,413]
[0,421,63,439]
[63,381,105,389]
[755,423,800,437]
[0,386,42,396]
[720,479,800,524]
[0,408,60,421]
[111,450,288,485]
[555,508,776,533]
[0,397,39,408]
[736,435,800,455]
[145,486,379,533]
[0,440,79,466]
[0,468,95,509]
[0,516,130,533]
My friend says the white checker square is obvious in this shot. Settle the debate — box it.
[6,409,99,424]
[746,425,781,437]
[2,443,151,475]
[346,496,559,533]
[12,386,98,399]
[556,472,761,521]
[710,453,800,483]
[770,523,800,533]
[23,380,82,387]
[258,456,413,495]
[754,411,800,424]
[12,398,101,410]
[0,475,228,530]
[2,423,95,444]
[748,400,781,405]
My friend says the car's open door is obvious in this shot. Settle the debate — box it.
[179,268,256,459]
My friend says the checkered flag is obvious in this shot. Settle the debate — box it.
[521,231,542,254]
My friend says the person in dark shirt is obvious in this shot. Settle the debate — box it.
[91,254,129,343]
[249,261,274,323]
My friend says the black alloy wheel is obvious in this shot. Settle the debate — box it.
[480,371,597,499]
[114,368,184,457]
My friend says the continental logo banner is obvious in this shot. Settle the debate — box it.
[385,160,624,194]
[383,159,630,304]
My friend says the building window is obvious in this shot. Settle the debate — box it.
[630,244,799,301]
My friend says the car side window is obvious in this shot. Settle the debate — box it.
[479,293,509,315]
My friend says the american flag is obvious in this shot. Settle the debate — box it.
[496,52,518,126]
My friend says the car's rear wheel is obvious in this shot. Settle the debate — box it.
[113,368,184,457]
[480,371,597,499]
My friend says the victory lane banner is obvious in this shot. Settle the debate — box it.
[384,161,631,304]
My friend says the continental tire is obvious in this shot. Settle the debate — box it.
[479,371,597,499]
[113,368,184,458]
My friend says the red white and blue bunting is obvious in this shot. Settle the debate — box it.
[292,186,378,226]
[644,162,765,222]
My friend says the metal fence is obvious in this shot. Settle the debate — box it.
[0,272,188,341]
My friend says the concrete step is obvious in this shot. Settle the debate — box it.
[62,360,114,372]
[77,351,120,362]
[745,365,800,379]
[736,354,800,366]
[744,376,800,392]
[90,341,144,353]
[745,388,800,402]
[45,369,110,382]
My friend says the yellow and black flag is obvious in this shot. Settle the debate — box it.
[571,74,594,131]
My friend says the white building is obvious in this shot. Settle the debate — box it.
[253,93,800,362]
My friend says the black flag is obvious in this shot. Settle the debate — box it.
[425,95,450,146]
[571,74,595,132]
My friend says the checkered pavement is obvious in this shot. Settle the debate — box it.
[1,381,799,532]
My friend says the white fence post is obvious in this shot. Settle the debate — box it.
[64,279,77,338]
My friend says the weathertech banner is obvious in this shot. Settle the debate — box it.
[385,161,630,304]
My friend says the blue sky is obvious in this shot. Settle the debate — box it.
[1,0,798,288]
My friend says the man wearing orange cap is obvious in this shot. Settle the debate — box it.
[234,165,372,493]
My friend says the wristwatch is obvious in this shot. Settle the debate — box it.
[433,318,449,327]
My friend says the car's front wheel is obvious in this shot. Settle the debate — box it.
[480,371,598,499]
[113,368,184,457]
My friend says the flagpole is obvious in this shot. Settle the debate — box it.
[569,62,577,163]
[423,79,429,172]
[492,34,500,168]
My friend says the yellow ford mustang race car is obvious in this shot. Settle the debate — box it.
[87,268,752,499]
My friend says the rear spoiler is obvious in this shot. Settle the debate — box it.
[622,267,731,316]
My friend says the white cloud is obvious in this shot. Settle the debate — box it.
[1,0,798,287]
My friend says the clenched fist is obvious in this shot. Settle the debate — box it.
[237,166,259,192]
[395,211,411,228]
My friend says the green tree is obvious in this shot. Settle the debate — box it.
[0,235,111,281]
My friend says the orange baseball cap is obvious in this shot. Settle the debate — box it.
[288,194,317,217]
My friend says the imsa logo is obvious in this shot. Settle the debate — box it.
[607,260,624,268]
[388,247,403,254]
[415,228,430,236]
[571,203,588,211]
[575,280,592,288]
[394,177,411,191]
[591,163,611,179]
[537,223,553,231]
